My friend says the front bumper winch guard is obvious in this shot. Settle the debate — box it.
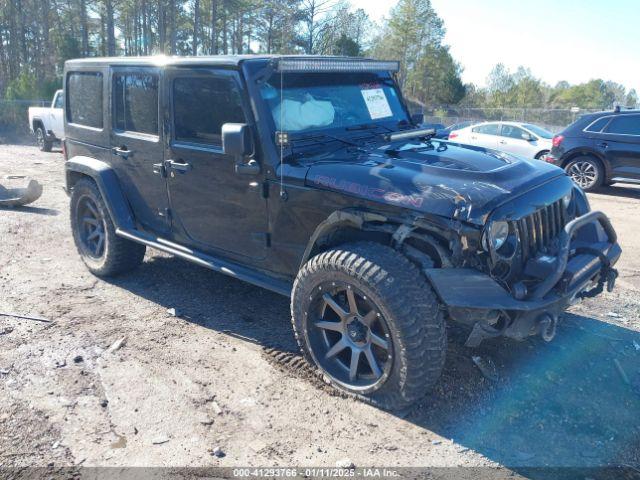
[424,210,621,346]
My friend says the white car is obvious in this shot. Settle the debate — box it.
[448,121,553,160]
[28,89,64,152]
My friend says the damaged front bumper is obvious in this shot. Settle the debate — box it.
[425,210,621,346]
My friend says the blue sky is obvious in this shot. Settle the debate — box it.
[350,0,640,94]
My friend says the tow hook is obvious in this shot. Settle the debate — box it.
[539,314,557,342]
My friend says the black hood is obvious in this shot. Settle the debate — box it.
[304,139,569,225]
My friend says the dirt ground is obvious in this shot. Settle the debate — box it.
[1,145,640,476]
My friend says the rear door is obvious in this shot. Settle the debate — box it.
[163,67,268,260]
[469,123,500,149]
[497,124,534,157]
[110,66,170,234]
[599,114,640,180]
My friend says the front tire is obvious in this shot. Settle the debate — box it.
[565,155,603,191]
[291,242,446,410]
[70,178,146,276]
[35,126,52,152]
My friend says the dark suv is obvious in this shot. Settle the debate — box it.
[63,56,621,409]
[547,108,640,191]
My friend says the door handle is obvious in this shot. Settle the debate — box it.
[112,146,131,158]
[235,159,260,175]
[166,159,192,173]
[499,140,507,144]
[598,142,608,149]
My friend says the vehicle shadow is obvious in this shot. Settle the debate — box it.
[0,205,59,215]
[106,254,640,475]
[595,185,640,200]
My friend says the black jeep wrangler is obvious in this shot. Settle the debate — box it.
[63,56,621,409]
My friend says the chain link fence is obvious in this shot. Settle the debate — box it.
[0,99,48,142]
[419,106,602,133]
[0,98,603,143]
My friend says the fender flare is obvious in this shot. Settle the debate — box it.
[299,209,388,268]
[65,156,135,230]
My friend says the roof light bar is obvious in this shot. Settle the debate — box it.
[276,58,400,73]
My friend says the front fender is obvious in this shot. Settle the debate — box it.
[299,209,388,268]
[65,156,135,230]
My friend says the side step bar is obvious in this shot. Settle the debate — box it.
[116,228,292,297]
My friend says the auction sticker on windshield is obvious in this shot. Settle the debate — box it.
[361,88,392,119]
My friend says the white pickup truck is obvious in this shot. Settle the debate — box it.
[28,90,64,152]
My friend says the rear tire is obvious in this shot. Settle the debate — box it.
[35,126,52,152]
[565,155,603,192]
[70,178,146,276]
[535,150,549,160]
[291,242,446,410]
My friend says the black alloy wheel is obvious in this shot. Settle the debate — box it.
[306,282,393,390]
[76,195,106,259]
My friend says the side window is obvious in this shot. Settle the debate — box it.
[67,72,103,128]
[501,124,526,139]
[173,75,245,146]
[585,116,610,133]
[606,115,640,136]
[472,124,499,135]
[54,92,64,109]
[113,73,159,136]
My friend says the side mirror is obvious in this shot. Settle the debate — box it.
[522,132,535,142]
[222,123,260,175]
[411,113,424,125]
[222,123,252,157]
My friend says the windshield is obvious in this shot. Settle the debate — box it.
[259,72,409,134]
[523,124,553,139]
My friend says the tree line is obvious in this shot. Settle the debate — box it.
[0,0,637,112]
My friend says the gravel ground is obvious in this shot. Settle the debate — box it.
[1,145,640,476]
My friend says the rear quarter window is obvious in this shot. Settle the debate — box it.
[66,72,103,128]
[472,124,499,135]
[584,116,610,133]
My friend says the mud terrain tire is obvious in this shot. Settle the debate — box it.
[291,242,446,410]
[70,178,146,276]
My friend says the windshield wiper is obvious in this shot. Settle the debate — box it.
[346,123,394,132]
[383,127,436,143]
[291,132,359,147]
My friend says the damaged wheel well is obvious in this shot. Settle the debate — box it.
[301,210,455,274]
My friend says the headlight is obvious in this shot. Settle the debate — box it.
[483,220,510,251]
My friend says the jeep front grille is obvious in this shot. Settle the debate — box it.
[517,200,568,262]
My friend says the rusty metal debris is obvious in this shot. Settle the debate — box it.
[0,176,42,207]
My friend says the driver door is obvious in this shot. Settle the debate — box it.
[164,67,269,261]
[51,91,65,139]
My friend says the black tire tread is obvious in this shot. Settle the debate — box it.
[291,242,446,410]
[70,178,146,276]
[36,126,52,152]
